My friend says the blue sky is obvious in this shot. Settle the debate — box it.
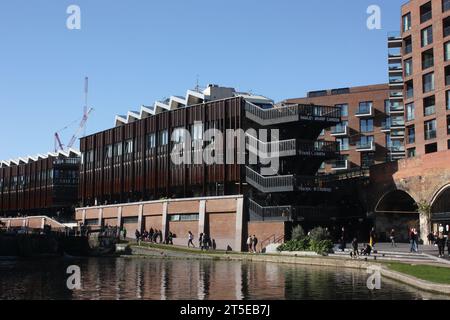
[0,0,405,159]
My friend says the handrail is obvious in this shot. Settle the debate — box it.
[246,167,294,193]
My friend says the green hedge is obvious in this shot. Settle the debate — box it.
[277,226,334,255]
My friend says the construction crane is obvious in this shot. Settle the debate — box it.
[54,77,94,152]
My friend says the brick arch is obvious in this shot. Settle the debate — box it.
[431,183,450,211]
[375,189,418,214]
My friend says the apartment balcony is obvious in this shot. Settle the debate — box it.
[355,105,373,117]
[388,65,403,76]
[245,167,332,193]
[330,124,348,136]
[388,145,406,154]
[389,78,404,90]
[389,91,403,101]
[246,135,339,159]
[391,130,405,139]
[356,141,375,152]
[389,103,404,114]
[381,120,391,132]
[391,119,405,129]
[331,160,349,171]
[245,102,341,127]
[388,53,402,64]
[248,198,293,222]
[388,32,402,48]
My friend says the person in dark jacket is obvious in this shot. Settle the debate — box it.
[135,230,141,243]
[437,233,446,258]
[350,238,359,258]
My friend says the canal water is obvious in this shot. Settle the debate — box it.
[0,257,448,300]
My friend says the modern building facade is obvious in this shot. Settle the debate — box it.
[0,150,80,218]
[283,84,401,173]
[398,0,450,158]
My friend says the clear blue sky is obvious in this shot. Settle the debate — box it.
[0,0,405,159]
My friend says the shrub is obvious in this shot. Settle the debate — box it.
[310,240,334,255]
[309,227,330,243]
[291,225,305,241]
[277,237,310,252]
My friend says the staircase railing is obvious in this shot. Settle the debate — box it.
[259,233,285,253]
[248,198,292,221]
[246,166,294,193]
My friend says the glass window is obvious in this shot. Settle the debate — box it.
[404,58,413,77]
[447,115,450,134]
[147,133,156,149]
[445,42,450,61]
[159,130,169,146]
[406,80,414,99]
[360,119,374,133]
[337,138,349,151]
[423,73,434,93]
[421,26,433,47]
[407,126,416,144]
[336,104,348,117]
[406,103,415,121]
[424,96,435,116]
[114,142,122,156]
[105,145,112,158]
[446,66,450,86]
[444,0,450,12]
[358,101,373,114]
[420,2,432,24]
[124,139,133,154]
[404,36,412,54]
[403,13,411,32]
[447,91,450,110]
[425,143,438,154]
[422,49,434,70]
[424,119,437,140]
[407,148,416,158]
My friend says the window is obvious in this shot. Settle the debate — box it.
[404,58,413,77]
[114,142,122,156]
[445,17,450,38]
[169,214,200,222]
[86,150,94,163]
[420,2,432,23]
[124,139,133,154]
[406,80,414,99]
[407,148,416,158]
[445,42,450,61]
[403,13,412,32]
[447,91,450,110]
[147,133,156,149]
[159,130,169,146]
[406,103,415,121]
[337,138,349,151]
[360,119,374,133]
[444,0,450,12]
[446,66,450,86]
[361,152,375,169]
[447,115,450,134]
[425,143,438,154]
[358,101,372,114]
[424,119,437,140]
[386,133,392,148]
[423,96,435,116]
[105,145,113,158]
[421,26,433,47]
[423,72,434,93]
[404,36,412,54]
[422,49,434,70]
[359,136,374,148]
[336,104,348,117]
[407,126,416,144]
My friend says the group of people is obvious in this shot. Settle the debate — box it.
[135,228,163,244]
[186,231,216,250]
[428,230,450,258]
[409,228,420,253]
[246,235,259,253]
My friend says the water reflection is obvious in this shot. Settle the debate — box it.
[0,257,448,300]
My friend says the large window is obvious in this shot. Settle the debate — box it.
[406,103,415,121]
[404,36,412,54]
[423,95,435,116]
[420,2,432,24]
[159,129,169,146]
[421,25,433,47]
[407,148,416,158]
[336,104,348,117]
[403,13,412,32]
[358,101,373,114]
[445,42,450,61]
[404,58,413,77]
[105,144,112,158]
[124,139,133,154]
[360,119,374,133]
[359,135,374,148]
[337,138,349,151]
[423,72,435,93]
[114,142,123,157]
[407,126,416,144]
[446,66,450,86]
[424,119,437,140]
[422,49,434,70]
[425,143,438,154]
[447,91,450,110]
[447,115,450,134]
[406,80,414,99]
[147,133,156,149]
[444,0,450,12]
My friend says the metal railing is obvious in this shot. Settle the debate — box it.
[297,140,339,155]
[356,104,372,115]
[331,124,348,135]
[248,199,292,221]
[295,175,332,192]
[246,134,296,158]
[356,141,374,150]
[331,160,348,170]
[245,101,341,126]
[245,166,294,193]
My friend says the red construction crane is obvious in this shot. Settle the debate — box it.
[54,77,94,152]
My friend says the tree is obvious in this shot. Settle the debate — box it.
[416,200,432,242]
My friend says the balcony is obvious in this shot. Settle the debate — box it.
[295,175,333,192]
[389,145,405,154]
[331,160,349,171]
[330,124,348,136]
[245,102,341,126]
[356,104,373,117]
[389,103,404,114]
[388,32,402,48]
[391,130,405,139]
[391,118,405,128]
[248,199,292,222]
[381,120,391,132]
[246,134,296,158]
[389,78,404,89]
[246,166,294,193]
[389,91,403,100]
[388,53,402,64]
[388,65,403,76]
[356,140,375,152]
[297,140,340,158]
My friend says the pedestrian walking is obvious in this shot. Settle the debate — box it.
[135,229,141,243]
[203,233,210,250]
[123,228,127,240]
[350,238,359,259]
[437,232,445,258]
[409,228,417,253]
[246,236,252,252]
[369,227,377,249]
[390,229,397,247]
[252,235,258,253]
[427,232,434,246]
[188,231,195,248]
[414,228,420,252]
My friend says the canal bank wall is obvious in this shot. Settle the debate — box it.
[128,245,450,296]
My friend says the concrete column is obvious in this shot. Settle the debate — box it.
[161,201,169,241]
[98,208,103,226]
[235,197,244,252]
[198,200,206,236]
[138,204,144,233]
[41,217,45,229]
[419,213,431,244]
[82,209,86,225]
[117,207,122,228]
